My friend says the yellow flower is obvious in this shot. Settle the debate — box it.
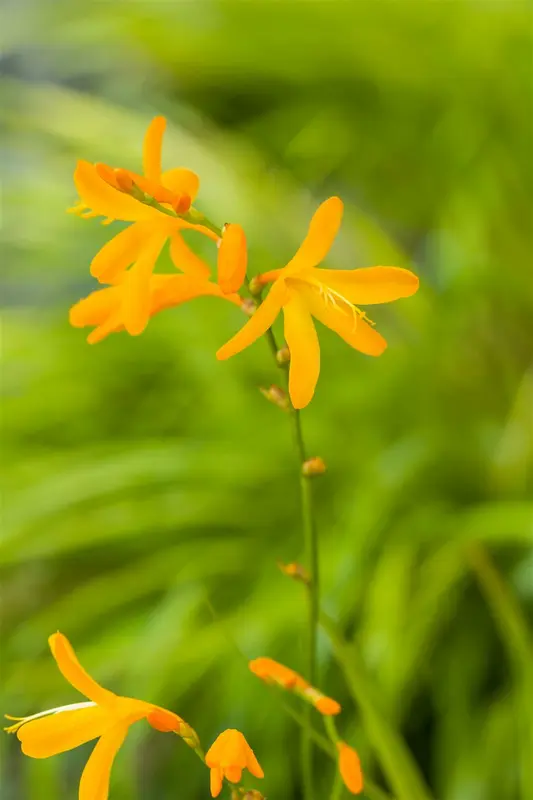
[337,741,364,795]
[5,633,195,800]
[69,116,219,335]
[205,729,264,798]
[217,197,419,408]
[249,657,341,715]
[70,272,241,344]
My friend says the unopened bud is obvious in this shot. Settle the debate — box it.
[241,298,257,317]
[171,193,192,214]
[278,561,310,585]
[179,723,201,750]
[260,385,290,411]
[302,457,326,477]
[248,276,263,297]
[114,168,134,193]
[276,346,290,365]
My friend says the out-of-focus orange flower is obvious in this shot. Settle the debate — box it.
[5,633,195,800]
[70,272,241,344]
[69,116,220,335]
[217,196,419,408]
[249,657,341,715]
[337,742,364,795]
[205,729,264,798]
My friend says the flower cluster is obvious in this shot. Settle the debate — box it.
[69,116,419,408]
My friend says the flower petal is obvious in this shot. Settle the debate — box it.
[169,232,211,279]
[74,161,163,223]
[338,742,364,795]
[48,633,116,706]
[283,293,320,409]
[79,720,130,800]
[216,279,288,361]
[121,231,168,336]
[152,275,241,313]
[142,116,166,182]
[69,287,120,329]
[246,747,265,779]
[90,223,153,283]
[217,223,247,294]
[225,765,243,783]
[295,281,387,356]
[210,766,223,798]
[161,168,200,202]
[285,197,343,275]
[17,706,111,759]
[311,266,419,305]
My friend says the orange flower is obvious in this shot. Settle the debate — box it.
[217,197,419,408]
[5,633,196,800]
[205,729,264,798]
[70,272,241,344]
[249,657,341,715]
[337,742,364,795]
[69,116,220,335]
[217,223,247,294]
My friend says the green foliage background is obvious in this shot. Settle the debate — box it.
[2,2,532,799]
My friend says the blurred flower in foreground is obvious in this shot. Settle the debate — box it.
[70,272,241,344]
[217,197,419,408]
[206,729,264,798]
[69,116,219,335]
[249,657,340,715]
[337,742,364,795]
[5,633,196,800]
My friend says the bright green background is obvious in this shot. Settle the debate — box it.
[2,2,533,799]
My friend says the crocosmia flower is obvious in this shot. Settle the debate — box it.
[217,196,419,408]
[205,729,264,798]
[337,741,364,794]
[249,657,341,715]
[5,633,196,800]
[69,116,218,335]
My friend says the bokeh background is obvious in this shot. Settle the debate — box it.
[2,1,533,799]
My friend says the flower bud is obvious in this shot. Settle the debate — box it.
[178,722,201,750]
[302,457,326,477]
[276,346,290,365]
[260,385,290,411]
[171,193,192,214]
[114,168,135,193]
[241,298,257,317]
[248,276,263,297]
[277,561,310,585]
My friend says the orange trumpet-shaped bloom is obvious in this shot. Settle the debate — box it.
[205,729,264,798]
[249,657,341,716]
[5,633,193,800]
[70,271,242,344]
[337,742,364,795]
[217,196,419,408]
[69,116,220,336]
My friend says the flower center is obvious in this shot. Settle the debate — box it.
[303,277,375,330]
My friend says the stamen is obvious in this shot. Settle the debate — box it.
[307,277,375,331]
[4,701,96,734]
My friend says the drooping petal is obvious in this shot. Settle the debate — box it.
[283,292,320,409]
[295,281,387,356]
[225,765,243,783]
[310,266,419,305]
[49,633,117,706]
[169,231,211,279]
[217,223,247,294]
[90,223,153,283]
[87,311,124,345]
[210,767,224,798]
[17,706,111,759]
[285,196,343,275]
[74,161,164,223]
[121,231,168,336]
[79,720,130,800]
[246,747,265,779]
[161,168,200,202]
[152,274,242,314]
[338,742,364,795]
[142,116,166,183]
[216,279,288,361]
[69,287,120,329]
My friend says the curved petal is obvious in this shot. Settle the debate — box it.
[152,275,240,314]
[90,223,153,283]
[283,293,320,409]
[18,706,111,759]
[161,168,200,202]
[295,281,387,356]
[74,161,164,223]
[225,765,243,783]
[217,223,247,294]
[121,231,168,336]
[79,720,130,800]
[210,767,223,798]
[285,196,343,275]
[87,311,124,344]
[143,116,166,182]
[49,634,117,706]
[310,266,419,305]
[216,279,288,361]
[169,232,211,279]
[246,747,265,779]
[69,287,120,329]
